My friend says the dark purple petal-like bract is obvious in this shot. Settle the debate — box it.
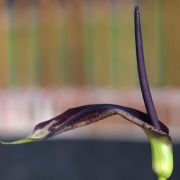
[0,104,169,144]
[24,104,169,142]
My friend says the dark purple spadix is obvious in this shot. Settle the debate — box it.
[134,6,161,130]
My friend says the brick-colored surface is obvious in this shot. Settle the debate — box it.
[0,88,179,139]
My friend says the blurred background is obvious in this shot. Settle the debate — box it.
[0,0,180,180]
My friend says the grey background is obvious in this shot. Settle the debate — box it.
[0,139,179,180]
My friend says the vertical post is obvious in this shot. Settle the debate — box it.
[39,0,61,86]
[7,0,17,87]
[66,0,85,86]
[93,0,111,86]
[14,0,31,87]
[0,1,8,88]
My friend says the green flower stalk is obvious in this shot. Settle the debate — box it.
[0,5,173,180]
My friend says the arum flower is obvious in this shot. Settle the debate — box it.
[0,6,173,180]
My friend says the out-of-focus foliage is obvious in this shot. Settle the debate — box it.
[0,0,179,88]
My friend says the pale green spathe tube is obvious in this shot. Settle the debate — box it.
[145,130,173,180]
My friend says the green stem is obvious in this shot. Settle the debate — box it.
[158,176,166,180]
